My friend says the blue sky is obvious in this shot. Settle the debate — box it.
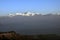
[0,0,60,16]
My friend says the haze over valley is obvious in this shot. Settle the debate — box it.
[0,14,60,35]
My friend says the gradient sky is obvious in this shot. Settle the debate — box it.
[0,0,60,16]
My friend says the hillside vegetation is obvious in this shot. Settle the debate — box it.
[0,31,60,40]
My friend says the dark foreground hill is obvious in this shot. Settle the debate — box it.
[0,31,60,40]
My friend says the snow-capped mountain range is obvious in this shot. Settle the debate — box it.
[8,11,60,17]
[8,12,40,17]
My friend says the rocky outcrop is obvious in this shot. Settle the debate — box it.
[0,31,16,40]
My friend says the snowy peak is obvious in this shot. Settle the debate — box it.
[8,12,40,17]
[8,12,60,17]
